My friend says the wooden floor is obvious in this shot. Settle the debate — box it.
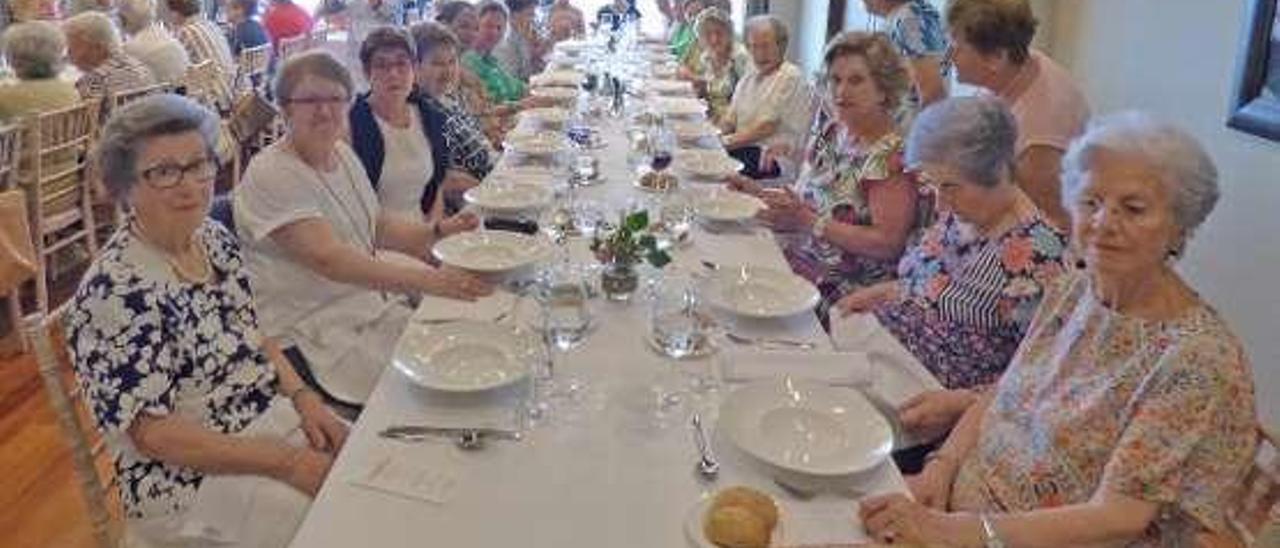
[0,347,101,548]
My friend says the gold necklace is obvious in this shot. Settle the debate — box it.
[132,217,212,284]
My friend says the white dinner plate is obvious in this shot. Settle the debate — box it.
[463,183,554,215]
[693,190,766,223]
[530,86,580,101]
[704,265,820,319]
[669,120,721,143]
[393,321,536,393]
[432,231,552,273]
[683,496,785,548]
[520,107,570,127]
[719,378,893,477]
[643,79,694,96]
[504,130,566,156]
[674,149,744,180]
[651,97,706,117]
[530,69,584,88]
[484,166,556,186]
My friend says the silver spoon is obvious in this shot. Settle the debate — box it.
[690,413,719,481]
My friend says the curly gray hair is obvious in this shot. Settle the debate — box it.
[63,12,124,53]
[744,14,788,53]
[905,95,1018,188]
[98,94,220,200]
[2,21,66,80]
[1061,111,1220,242]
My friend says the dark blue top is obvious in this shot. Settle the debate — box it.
[229,19,269,55]
[348,89,451,216]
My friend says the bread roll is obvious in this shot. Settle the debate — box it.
[704,505,770,548]
[711,487,779,530]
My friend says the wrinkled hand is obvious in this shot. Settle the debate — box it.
[281,447,334,497]
[898,389,977,443]
[438,212,481,237]
[725,174,763,196]
[906,456,959,510]
[835,283,898,316]
[294,391,349,453]
[757,188,816,232]
[859,493,964,546]
[759,144,793,174]
[423,266,494,301]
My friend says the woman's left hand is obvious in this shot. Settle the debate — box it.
[859,493,967,546]
[757,189,817,232]
[293,391,349,454]
[439,212,480,237]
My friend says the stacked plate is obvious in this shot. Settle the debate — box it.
[530,86,581,103]
[719,378,893,479]
[703,265,819,319]
[520,107,570,128]
[674,149,743,180]
[643,79,694,96]
[504,130,567,156]
[393,320,538,393]
[669,120,721,145]
[463,183,554,216]
[651,97,706,118]
[530,69,585,88]
[432,231,552,274]
[692,190,766,223]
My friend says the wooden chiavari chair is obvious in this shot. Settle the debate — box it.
[235,43,272,94]
[278,32,312,62]
[17,102,100,315]
[0,123,27,336]
[23,307,121,548]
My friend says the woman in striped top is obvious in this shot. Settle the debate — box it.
[836,96,1066,443]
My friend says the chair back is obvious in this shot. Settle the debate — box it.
[278,33,312,62]
[23,308,121,548]
[236,43,272,93]
[182,60,235,114]
[110,83,172,113]
[0,123,20,191]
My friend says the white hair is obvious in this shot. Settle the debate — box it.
[1061,111,1220,241]
[905,95,1017,188]
[745,14,788,52]
[63,11,123,52]
[1,21,66,79]
[119,0,159,31]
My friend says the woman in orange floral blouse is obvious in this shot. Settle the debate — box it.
[858,113,1257,546]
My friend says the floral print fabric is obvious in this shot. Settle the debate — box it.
[874,211,1066,388]
[67,221,278,519]
[950,270,1258,545]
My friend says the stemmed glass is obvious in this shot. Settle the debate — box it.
[525,261,592,418]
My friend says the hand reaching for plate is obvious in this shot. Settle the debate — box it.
[422,266,494,301]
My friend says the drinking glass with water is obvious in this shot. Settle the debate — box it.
[539,263,593,351]
[650,275,706,359]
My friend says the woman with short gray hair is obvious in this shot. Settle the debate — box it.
[236,51,492,411]
[721,13,812,175]
[119,0,191,83]
[835,96,1066,452]
[859,112,1257,547]
[68,93,348,547]
[0,21,80,121]
[63,11,156,101]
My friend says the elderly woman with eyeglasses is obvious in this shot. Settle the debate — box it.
[410,21,497,182]
[68,94,347,547]
[234,51,493,412]
[729,32,928,323]
[858,113,1257,547]
[835,97,1066,447]
[946,0,1089,229]
[0,21,80,122]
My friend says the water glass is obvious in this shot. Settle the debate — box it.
[659,193,694,241]
[650,275,704,359]
[539,264,593,351]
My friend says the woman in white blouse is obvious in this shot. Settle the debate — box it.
[234,51,493,411]
[720,14,813,179]
[348,25,479,221]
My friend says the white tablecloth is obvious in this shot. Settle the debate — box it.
[289,106,908,548]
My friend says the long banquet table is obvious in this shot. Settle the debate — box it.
[289,95,908,548]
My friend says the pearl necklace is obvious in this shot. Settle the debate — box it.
[131,217,212,284]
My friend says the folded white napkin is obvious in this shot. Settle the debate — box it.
[349,445,463,505]
[780,502,870,546]
[721,350,870,387]
[412,291,518,324]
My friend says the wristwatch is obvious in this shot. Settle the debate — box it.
[979,513,1005,548]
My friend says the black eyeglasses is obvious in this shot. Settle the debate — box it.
[138,157,217,189]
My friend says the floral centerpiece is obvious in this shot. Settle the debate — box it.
[590,210,671,300]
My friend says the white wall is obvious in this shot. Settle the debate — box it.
[1049,0,1280,427]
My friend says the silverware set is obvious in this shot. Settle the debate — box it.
[380,425,523,451]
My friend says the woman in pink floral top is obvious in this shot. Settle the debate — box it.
[837,96,1066,444]
[728,32,929,323]
[858,114,1257,546]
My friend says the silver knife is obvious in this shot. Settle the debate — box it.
[379,425,524,442]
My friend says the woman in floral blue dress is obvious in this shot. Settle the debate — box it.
[67,94,348,547]
[837,96,1066,444]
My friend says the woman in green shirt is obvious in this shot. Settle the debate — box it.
[462,0,525,104]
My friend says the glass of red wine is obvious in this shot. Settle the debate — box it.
[649,126,674,172]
